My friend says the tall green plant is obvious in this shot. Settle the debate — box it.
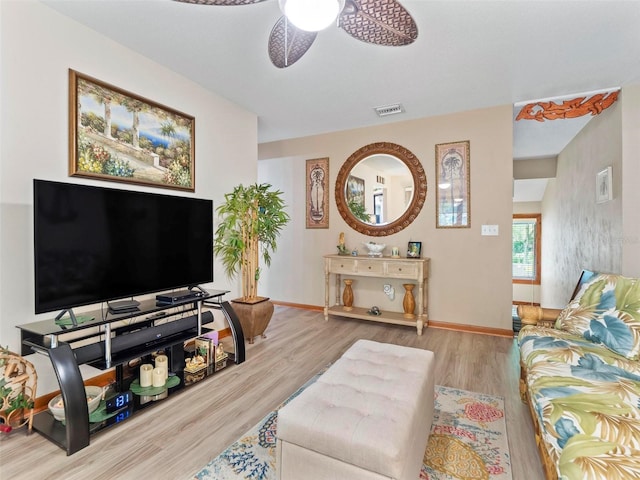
[347,199,371,223]
[214,183,290,301]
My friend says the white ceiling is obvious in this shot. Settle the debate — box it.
[513,96,597,160]
[512,178,549,203]
[41,0,640,152]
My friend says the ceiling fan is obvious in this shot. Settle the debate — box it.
[173,0,418,68]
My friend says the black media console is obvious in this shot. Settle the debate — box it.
[17,290,244,455]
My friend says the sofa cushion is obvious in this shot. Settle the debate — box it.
[556,273,640,360]
[518,326,640,375]
[523,360,640,479]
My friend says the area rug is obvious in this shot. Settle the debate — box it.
[193,381,511,480]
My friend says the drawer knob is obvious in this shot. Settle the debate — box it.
[368,266,372,269]
[398,268,402,271]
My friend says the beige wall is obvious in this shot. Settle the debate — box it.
[513,202,542,214]
[540,97,624,308]
[513,157,557,179]
[621,84,640,276]
[0,1,258,352]
[258,106,514,331]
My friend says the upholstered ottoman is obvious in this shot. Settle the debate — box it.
[276,339,435,480]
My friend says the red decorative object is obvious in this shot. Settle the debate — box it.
[463,401,504,423]
[516,91,619,122]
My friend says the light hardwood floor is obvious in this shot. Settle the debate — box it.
[0,306,545,480]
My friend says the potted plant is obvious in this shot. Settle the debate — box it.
[0,347,36,433]
[214,183,290,343]
[347,199,371,223]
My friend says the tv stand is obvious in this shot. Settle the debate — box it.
[17,290,243,455]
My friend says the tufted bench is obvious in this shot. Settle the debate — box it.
[276,339,435,480]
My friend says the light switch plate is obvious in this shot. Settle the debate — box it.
[481,224,499,236]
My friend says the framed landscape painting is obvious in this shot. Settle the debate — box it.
[346,175,365,207]
[69,69,196,191]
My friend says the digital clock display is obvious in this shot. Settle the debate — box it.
[114,408,131,423]
[105,390,133,413]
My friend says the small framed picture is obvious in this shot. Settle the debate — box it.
[407,241,422,258]
[435,140,470,228]
[596,166,613,204]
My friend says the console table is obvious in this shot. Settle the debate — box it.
[324,255,430,335]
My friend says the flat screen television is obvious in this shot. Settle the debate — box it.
[33,179,213,315]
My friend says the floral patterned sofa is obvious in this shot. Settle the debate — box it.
[517,272,640,480]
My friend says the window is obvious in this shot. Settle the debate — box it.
[513,214,541,284]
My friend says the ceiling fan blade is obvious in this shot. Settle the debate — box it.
[268,16,317,68]
[339,0,418,46]
[172,0,267,5]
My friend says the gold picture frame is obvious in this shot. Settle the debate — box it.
[306,157,329,228]
[69,69,195,191]
[346,175,365,207]
[435,140,470,228]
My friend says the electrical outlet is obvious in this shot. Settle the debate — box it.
[481,225,499,236]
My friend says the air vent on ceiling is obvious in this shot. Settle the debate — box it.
[374,103,404,117]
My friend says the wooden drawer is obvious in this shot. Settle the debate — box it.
[329,258,357,274]
[386,262,419,278]
[357,260,384,275]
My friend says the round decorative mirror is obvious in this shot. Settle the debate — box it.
[335,142,427,236]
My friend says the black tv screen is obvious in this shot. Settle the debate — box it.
[34,179,213,314]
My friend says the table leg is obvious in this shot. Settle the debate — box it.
[423,277,429,326]
[417,279,427,334]
[324,271,330,321]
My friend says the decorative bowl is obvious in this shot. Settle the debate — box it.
[362,242,386,257]
[48,385,103,422]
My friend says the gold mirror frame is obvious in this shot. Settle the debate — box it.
[335,142,427,237]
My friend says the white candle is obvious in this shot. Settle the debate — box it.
[152,367,165,387]
[155,355,168,380]
[139,364,153,388]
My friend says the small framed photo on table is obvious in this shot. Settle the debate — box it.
[407,241,422,258]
